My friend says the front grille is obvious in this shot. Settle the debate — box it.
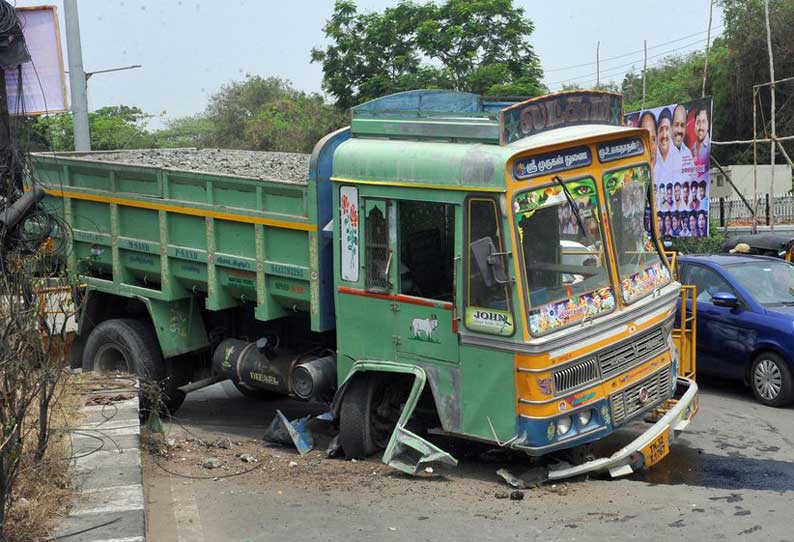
[553,358,599,394]
[610,368,672,426]
[598,327,667,379]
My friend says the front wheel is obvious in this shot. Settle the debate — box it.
[750,352,794,407]
[339,373,409,459]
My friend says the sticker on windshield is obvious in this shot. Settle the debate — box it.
[621,262,671,304]
[528,287,615,335]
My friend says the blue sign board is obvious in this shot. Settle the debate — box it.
[513,147,593,180]
[597,137,645,163]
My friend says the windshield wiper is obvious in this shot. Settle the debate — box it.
[552,175,586,236]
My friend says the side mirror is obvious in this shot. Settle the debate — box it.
[712,292,739,308]
[470,237,508,287]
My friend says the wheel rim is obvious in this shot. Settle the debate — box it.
[95,344,131,374]
[754,359,783,401]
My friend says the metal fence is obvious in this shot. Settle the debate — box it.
[717,193,794,226]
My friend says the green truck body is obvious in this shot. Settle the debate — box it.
[33,90,698,477]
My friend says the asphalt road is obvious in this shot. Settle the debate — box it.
[144,377,794,542]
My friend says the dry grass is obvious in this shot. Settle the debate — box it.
[3,372,83,542]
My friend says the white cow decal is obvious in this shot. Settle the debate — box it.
[410,315,439,342]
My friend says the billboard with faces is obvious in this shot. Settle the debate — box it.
[625,97,713,238]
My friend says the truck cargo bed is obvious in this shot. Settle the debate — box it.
[31,141,343,340]
[52,149,311,184]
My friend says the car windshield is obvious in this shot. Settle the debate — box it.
[724,260,794,306]
[513,177,615,336]
[603,164,671,303]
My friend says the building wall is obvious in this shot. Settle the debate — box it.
[711,165,793,199]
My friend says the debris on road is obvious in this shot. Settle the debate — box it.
[203,458,222,469]
[496,466,548,489]
[509,490,525,501]
[263,410,314,455]
[239,454,257,463]
[289,461,298,468]
[214,438,233,449]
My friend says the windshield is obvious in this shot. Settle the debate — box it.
[724,260,794,306]
[603,164,671,303]
[514,177,615,336]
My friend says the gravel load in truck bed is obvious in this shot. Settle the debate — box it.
[76,149,311,183]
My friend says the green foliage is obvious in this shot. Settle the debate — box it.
[31,105,157,151]
[199,76,347,153]
[311,0,544,108]
[154,115,217,149]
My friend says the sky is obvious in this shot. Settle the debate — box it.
[16,0,724,127]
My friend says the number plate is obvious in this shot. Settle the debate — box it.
[641,427,670,468]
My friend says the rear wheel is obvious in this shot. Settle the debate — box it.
[750,352,794,407]
[82,318,185,414]
[339,373,409,459]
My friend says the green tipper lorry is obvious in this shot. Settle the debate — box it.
[33,90,698,478]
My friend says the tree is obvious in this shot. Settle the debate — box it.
[31,105,158,151]
[197,75,347,152]
[311,0,544,108]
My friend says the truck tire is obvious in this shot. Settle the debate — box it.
[339,373,407,459]
[82,318,185,414]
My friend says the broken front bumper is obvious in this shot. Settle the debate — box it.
[545,376,698,480]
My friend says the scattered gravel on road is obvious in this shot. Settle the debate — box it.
[76,149,311,183]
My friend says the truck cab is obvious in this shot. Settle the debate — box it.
[331,90,697,476]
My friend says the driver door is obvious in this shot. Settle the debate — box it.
[681,263,752,380]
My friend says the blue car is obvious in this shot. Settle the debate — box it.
[677,254,794,407]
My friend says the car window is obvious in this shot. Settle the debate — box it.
[683,264,735,303]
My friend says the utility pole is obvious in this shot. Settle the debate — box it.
[596,41,600,88]
[702,0,713,97]
[63,0,90,151]
[764,0,776,230]
[641,40,647,111]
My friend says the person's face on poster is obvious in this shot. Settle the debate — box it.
[682,183,690,202]
[698,213,707,232]
[689,214,697,233]
[641,115,657,163]
[657,215,663,232]
[673,106,687,150]
[699,184,706,199]
[695,109,709,143]
[664,214,672,232]
[666,185,673,202]
[674,184,681,203]
[658,117,671,157]
[672,214,680,231]
[690,182,699,200]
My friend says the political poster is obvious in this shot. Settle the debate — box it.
[625,97,713,238]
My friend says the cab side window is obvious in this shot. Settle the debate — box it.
[398,201,455,301]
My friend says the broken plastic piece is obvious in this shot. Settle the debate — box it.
[382,425,457,475]
[262,409,313,455]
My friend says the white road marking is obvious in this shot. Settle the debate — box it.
[170,475,206,542]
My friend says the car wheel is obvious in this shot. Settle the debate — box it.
[750,352,794,407]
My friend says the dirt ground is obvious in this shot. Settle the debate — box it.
[143,378,794,542]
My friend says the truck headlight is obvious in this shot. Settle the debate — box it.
[577,409,592,427]
[556,415,573,435]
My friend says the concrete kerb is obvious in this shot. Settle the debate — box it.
[55,375,146,542]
